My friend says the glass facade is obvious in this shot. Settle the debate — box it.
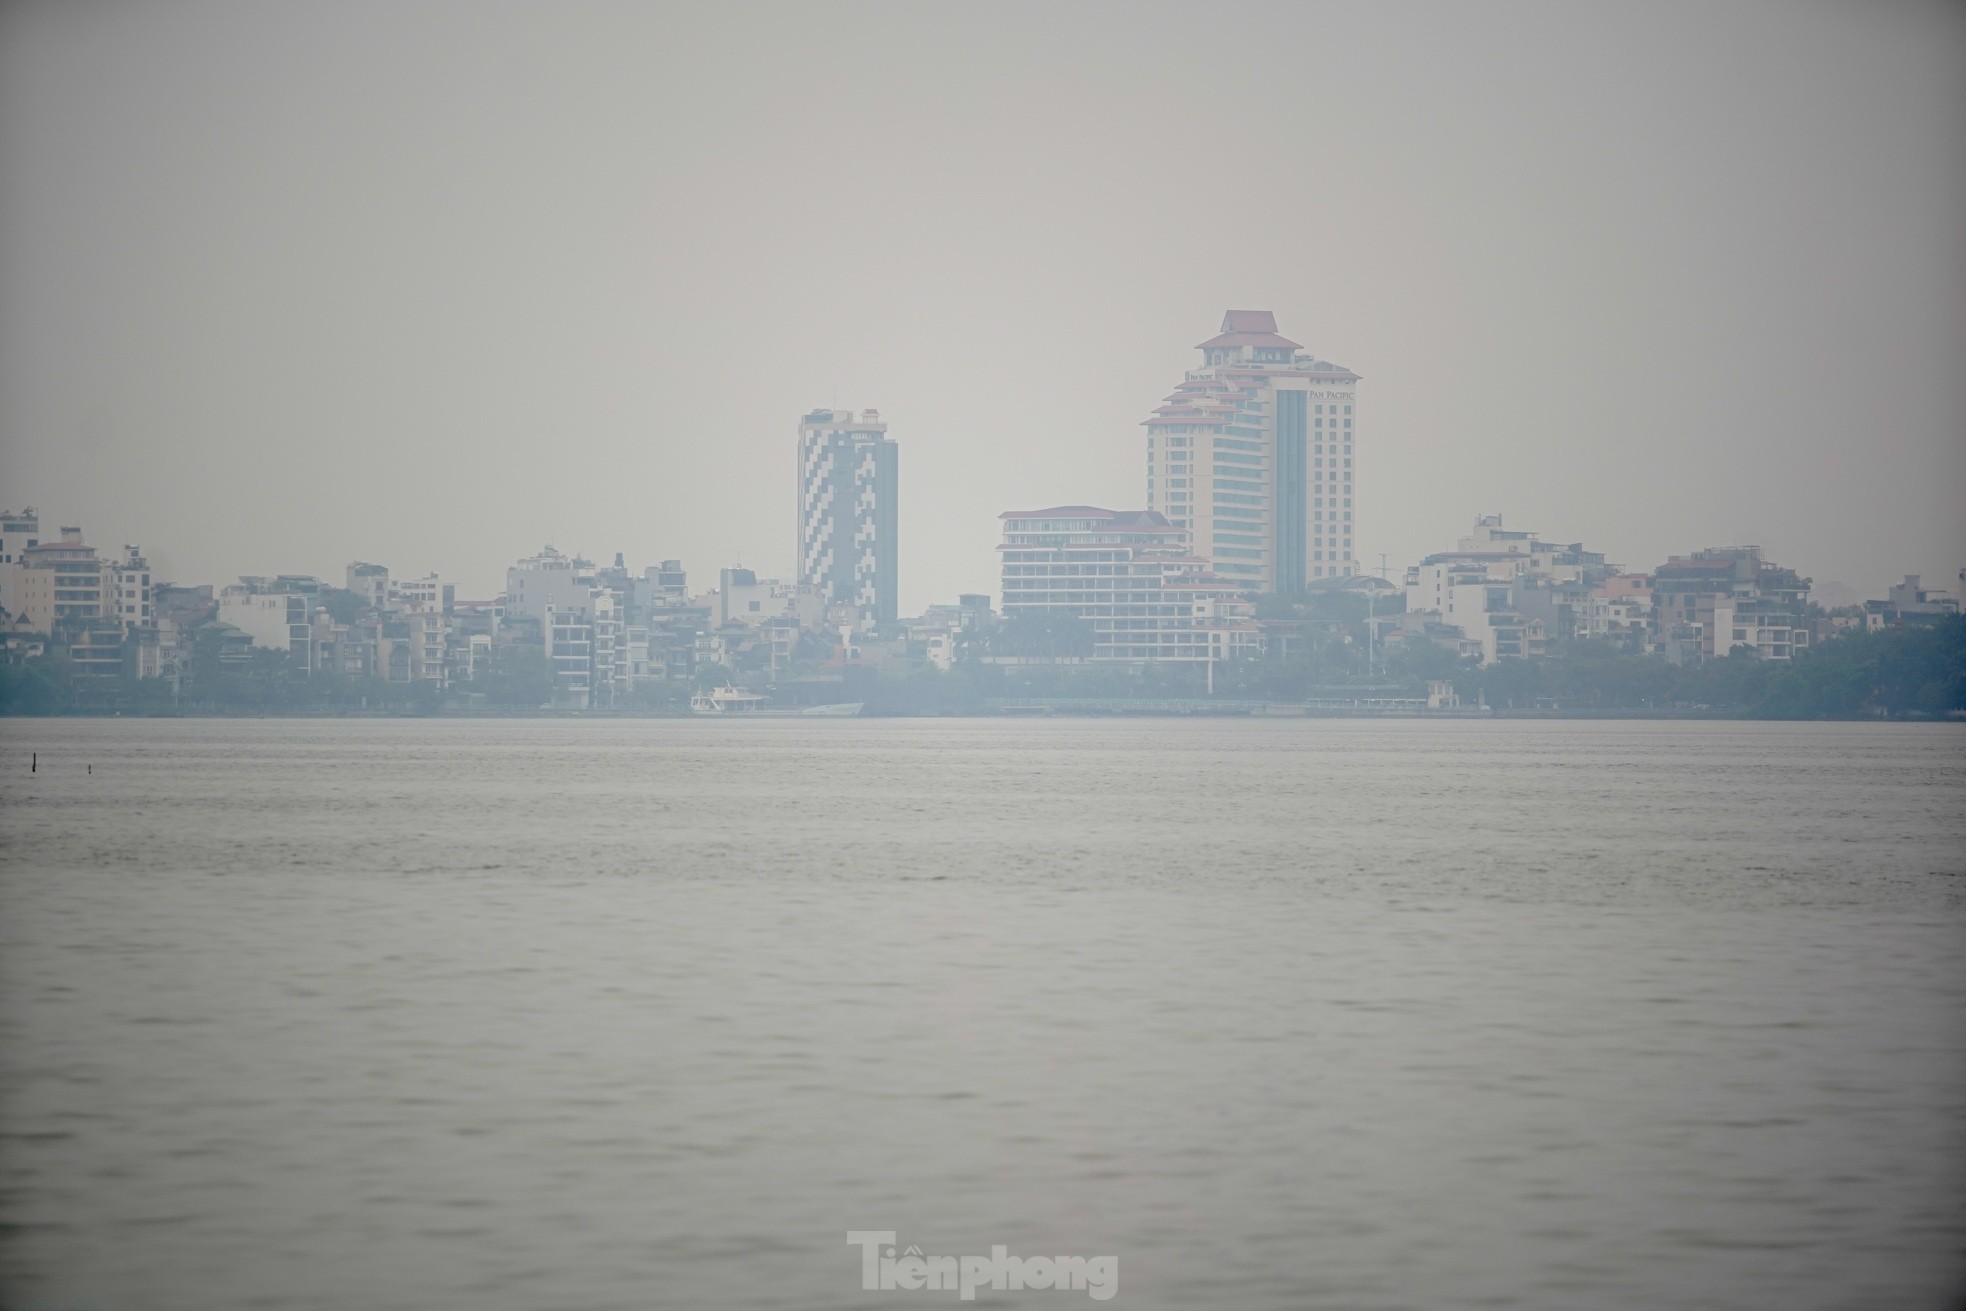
[1273,389,1307,595]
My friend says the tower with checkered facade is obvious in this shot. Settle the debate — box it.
[798,408,897,629]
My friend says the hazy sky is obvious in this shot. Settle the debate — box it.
[2,0,1961,610]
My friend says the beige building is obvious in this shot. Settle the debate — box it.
[1144,310,1362,592]
[13,526,107,633]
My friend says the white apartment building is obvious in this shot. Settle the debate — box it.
[546,605,593,703]
[1144,310,1361,591]
[997,506,1259,663]
[505,546,598,625]
[704,567,829,632]
[1712,595,1803,661]
[1403,516,1616,663]
[507,546,632,707]
[1867,575,1960,630]
[346,561,391,610]
[217,587,313,665]
[109,547,154,629]
[396,572,450,615]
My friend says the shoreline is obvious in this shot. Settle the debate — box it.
[3,707,1950,723]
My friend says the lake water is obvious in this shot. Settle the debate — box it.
[1,718,1962,1310]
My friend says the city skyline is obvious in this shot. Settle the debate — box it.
[1,3,1961,611]
[3,9,1962,1310]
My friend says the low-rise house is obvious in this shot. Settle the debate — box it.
[1865,575,1959,631]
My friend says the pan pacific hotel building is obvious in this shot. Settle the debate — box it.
[1144,310,1361,591]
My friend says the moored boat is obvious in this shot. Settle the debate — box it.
[690,685,771,714]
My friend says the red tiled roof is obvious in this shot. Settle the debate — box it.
[999,505,1122,519]
[1196,331,1303,350]
[1222,310,1278,333]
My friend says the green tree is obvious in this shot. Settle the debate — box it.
[0,653,72,715]
[482,645,554,708]
[318,588,368,626]
[989,612,1096,660]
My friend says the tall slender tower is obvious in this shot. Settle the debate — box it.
[1142,310,1360,592]
[798,408,898,627]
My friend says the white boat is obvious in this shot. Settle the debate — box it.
[689,686,865,717]
[690,685,771,714]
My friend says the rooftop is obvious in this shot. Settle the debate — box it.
[1197,307,1303,351]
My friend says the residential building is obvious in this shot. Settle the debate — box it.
[1712,593,1804,661]
[1580,573,1654,645]
[0,507,39,619]
[798,408,898,628]
[346,561,391,609]
[505,546,596,625]
[14,527,108,635]
[396,572,451,615]
[0,506,38,567]
[402,607,448,684]
[545,606,594,704]
[1652,547,1810,661]
[1865,575,1960,630]
[707,567,829,632]
[235,574,329,598]
[1142,310,1361,591]
[503,546,653,706]
[65,619,128,678]
[1407,511,1619,656]
[217,586,314,663]
[1404,516,1614,612]
[109,546,154,630]
[633,560,690,617]
[1402,516,1617,663]
[443,602,502,686]
[997,506,1259,663]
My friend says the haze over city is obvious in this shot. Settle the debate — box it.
[1,0,1961,611]
[5,6,1966,1311]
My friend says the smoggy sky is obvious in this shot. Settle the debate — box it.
[1,0,1961,610]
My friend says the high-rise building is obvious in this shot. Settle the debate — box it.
[798,408,897,628]
[1143,310,1361,593]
